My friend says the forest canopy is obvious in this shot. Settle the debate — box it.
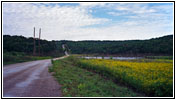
[59,35,173,56]
[3,35,173,56]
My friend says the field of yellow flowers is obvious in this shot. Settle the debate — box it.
[77,59,173,97]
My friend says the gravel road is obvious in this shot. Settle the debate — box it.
[3,59,62,97]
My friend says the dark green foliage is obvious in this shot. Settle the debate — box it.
[3,35,64,57]
[58,35,173,56]
[4,34,173,57]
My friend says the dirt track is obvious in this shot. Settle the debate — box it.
[3,59,62,97]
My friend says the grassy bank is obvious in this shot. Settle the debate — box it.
[78,58,173,97]
[3,52,52,65]
[145,56,173,60]
[50,56,144,97]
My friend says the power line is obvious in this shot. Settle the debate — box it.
[33,27,36,56]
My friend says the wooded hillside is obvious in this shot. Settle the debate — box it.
[3,35,173,56]
[59,35,173,56]
[3,35,64,57]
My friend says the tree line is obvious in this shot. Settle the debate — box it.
[3,34,173,57]
[3,35,64,57]
[59,35,173,56]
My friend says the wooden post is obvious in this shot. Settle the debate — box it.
[38,28,41,56]
[33,27,36,56]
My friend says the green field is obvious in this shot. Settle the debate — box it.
[78,58,173,97]
[145,56,173,60]
[50,56,173,97]
[50,57,144,97]
[3,52,52,65]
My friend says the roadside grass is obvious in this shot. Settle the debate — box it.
[3,52,51,65]
[50,57,144,97]
[78,58,173,97]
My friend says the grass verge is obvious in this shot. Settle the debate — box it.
[3,52,52,65]
[49,56,144,97]
[145,56,173,60]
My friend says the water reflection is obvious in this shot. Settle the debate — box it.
[81,56,143,60]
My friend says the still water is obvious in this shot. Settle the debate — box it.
[81,56,143,60]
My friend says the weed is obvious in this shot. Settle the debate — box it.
[78,58,173,97]
[51,56,144,97]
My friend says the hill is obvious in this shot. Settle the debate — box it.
[58,35,173,56]
[3,35,64,57]
[3,34,173,57]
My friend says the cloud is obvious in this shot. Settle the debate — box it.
[114,3,157,14]
[3,3,173,41]
[79,3,107,8]
[3,3,109,39]
[108,11,128,16]
[107,3,173,28]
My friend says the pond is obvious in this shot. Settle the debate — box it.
[80,56,143,60]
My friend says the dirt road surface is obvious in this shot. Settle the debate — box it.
[3,58,63,97]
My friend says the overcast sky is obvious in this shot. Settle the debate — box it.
[3,2,173,41]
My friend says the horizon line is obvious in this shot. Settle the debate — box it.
[3,34,173,41]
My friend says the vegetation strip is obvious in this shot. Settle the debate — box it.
[3,52,52,65]
[4,35,173,58]
[49,56,144,97]
[62,35,173,56]
[77,58,173,97]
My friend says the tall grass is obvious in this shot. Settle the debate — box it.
[50,57,144,97]
[76,58,173,97]
[145,56,173,60]
[3,52,51,65]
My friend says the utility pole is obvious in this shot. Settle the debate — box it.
[33,27,36,56]
[38,28,41,56]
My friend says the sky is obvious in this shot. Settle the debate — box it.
[3,2,174,41]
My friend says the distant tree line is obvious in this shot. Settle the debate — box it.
[59,35,173,56]
[3,35,64,57]
[3,35,173,56]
